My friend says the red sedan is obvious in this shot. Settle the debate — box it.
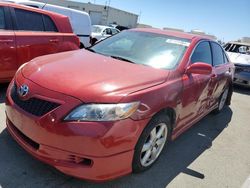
[5,28,234,181]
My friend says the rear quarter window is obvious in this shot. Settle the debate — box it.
[15,8,44,31]
[43,15,58,32]
[0,7,5,29]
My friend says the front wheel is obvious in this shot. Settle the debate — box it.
[132,114,171,173]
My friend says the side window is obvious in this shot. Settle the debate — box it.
[211,42,225,66]
[43,15,58,32]
[15,8,44,31]
[103,29,107,34]
[191,41,212,65]
[111,29,118,35]
[0,7,5,29]
[105,28,112,35]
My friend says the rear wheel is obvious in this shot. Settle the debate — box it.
[132,114,171,173]
[214,87,229,113]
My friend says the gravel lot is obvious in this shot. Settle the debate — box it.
[0,83,249,188]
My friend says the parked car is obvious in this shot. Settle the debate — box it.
[0,2,80,83]
[91,25,120,45]
[224,41,250,87]
[109,24,129,31]
[6,28,234,181]
[3,0,92,48]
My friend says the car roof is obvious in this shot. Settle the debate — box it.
[0,1,68,18]
[130,28,214,41]
[227,41,250,46]
[2,0,90,16]
[92,25,116,30]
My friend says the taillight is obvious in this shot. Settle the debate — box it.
[76,36,80,47]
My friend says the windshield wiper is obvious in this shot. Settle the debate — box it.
[85,48,96,53]
[110,56,135,64]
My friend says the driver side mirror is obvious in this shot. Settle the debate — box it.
[186,62,212,75]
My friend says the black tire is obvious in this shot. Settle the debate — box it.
[213,87,229,114]
[91,38,97,46]
[132,113,171,173]
[80,43,85,49]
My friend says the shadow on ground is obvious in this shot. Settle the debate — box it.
[233,85,250,95]
[0,84,8,103]
[0,107,233,188]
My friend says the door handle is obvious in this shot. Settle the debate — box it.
[49,39,59,43]
[211,74,217,79]
[0,39,14,43]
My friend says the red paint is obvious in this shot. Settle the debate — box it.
[0,2,79,83]
[5,28,234,181]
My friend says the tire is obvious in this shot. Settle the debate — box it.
[213,87,229,114]
[132,113,171,173]
[91,38,97,46]
[80,43,85,49]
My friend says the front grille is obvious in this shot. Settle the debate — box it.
[11,83,60,117]
[235,64,250,73]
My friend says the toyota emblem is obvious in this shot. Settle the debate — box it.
[18,85,29,97]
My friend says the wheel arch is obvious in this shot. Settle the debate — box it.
[150,107,176,135]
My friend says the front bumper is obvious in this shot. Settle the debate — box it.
[5,78,150,181]
[233,64,250,87]
[234,72,250,87]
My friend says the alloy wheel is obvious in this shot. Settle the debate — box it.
[140,123,168,167]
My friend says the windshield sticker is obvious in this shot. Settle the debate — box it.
[166,39,190,47]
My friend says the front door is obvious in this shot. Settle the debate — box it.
[178,41,215,128]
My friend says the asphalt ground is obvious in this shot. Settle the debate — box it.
[0,83,249,188]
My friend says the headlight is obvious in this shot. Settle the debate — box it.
[64,102,140,122]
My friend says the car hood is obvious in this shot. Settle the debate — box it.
[22,50,169,103]
[227,52,250,65]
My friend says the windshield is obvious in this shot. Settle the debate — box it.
[90,31,190,69]
[92,26,103,33]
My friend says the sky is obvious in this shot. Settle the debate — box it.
[74,0,250,42]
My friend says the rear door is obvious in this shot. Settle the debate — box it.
[11,7,62,66]
[209,42,232,106]
[0,6,17,82]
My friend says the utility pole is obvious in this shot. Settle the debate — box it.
[138,10,142,23]
[106,0,111,25]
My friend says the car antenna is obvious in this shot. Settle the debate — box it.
[41,0,48,9]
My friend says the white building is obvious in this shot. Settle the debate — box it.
[33,0,138,28]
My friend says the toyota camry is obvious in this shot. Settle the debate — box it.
[5,28,234,181]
